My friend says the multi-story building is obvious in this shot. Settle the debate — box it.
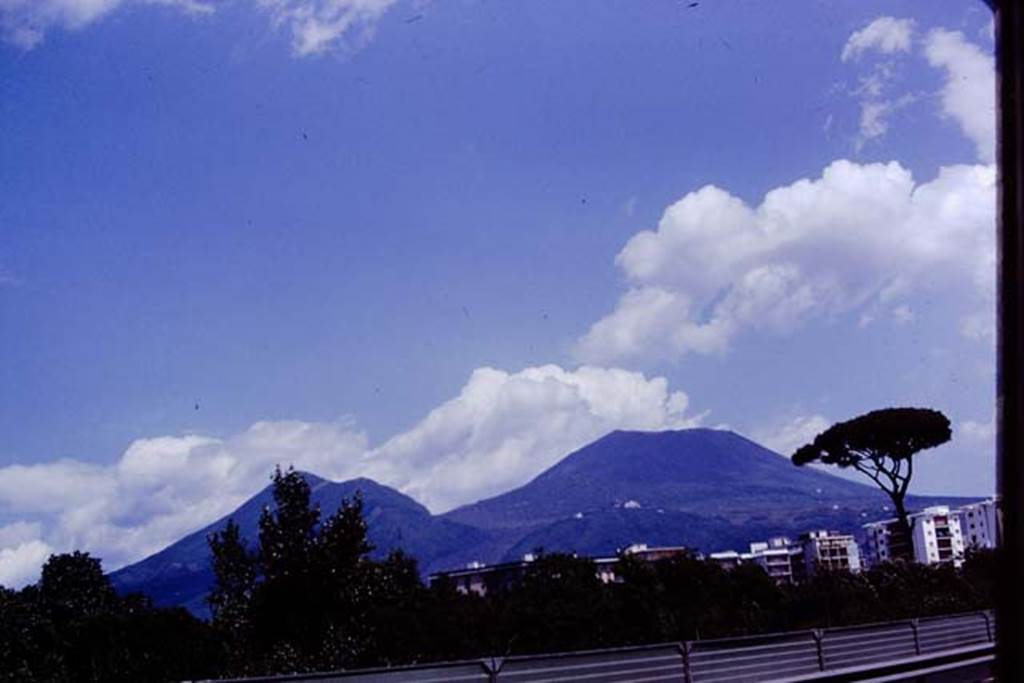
[863,506,966,567]
[746,537,798,584]
[709,531,860,582]
[798,530,861,576]
[863,517,912,564]
[955,498,1001,551]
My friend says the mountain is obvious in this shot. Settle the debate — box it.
[111,429,977,615]
[440,429,973,558]
[109,474,486,616]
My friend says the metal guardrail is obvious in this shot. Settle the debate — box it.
[205,610,995,682]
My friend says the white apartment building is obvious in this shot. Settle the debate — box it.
[863,506,966,567]
[799,530,861,575]
[955,498,1001,550]
[911,506,965,566]
[746,537,798,584]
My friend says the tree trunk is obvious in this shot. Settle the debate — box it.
[891,496,914,562]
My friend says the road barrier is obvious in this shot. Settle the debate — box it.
[204,610,994,682]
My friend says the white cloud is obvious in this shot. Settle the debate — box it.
[841,17,915,62]
[856,93,915,149]
[0,521,43,547]
[0,0,399,55]
[258,0,400,57]
[0,539,53,588]
[0,422,369,585]
[924,28,996,164]
[366,365,700,510]
[753,414,831,457]
[0,0,212,49]
[961,417,995,443]
[0,364,699,584]
[576,160,996,364]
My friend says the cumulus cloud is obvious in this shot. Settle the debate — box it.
[0,422,368,586]
[0,364,699,586]
[365,365,700,510]
[924,28,996,164]
[0,539,53,587]
[576,160,995,364]
[752,414,831,458]
[0,0,400,55]
[841,17,914,62]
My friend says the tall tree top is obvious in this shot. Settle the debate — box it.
[792,407,952,467]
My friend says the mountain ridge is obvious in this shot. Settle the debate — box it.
[109,428,979,615]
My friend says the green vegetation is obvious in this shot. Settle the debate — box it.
[0,467,996,681]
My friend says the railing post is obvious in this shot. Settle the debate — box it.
[910,619,921,655]
[681,641,693,683]
[485,656,503,682]
[812,629,825,672]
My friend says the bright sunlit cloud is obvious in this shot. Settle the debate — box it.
[0,364,698,586]
[576,22,995,366]
[575,160,995,364]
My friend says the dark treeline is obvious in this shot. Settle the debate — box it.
[0,467,998,681]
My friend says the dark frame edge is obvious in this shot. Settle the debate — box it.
[996,0,1023,680]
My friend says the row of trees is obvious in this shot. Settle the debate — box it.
[0,466,997,681]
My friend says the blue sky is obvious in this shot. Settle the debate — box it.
[0,0,996,585]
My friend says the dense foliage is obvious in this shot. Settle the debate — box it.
[0,468,997,682]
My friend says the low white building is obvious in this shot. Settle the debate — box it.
[954,498,1001,551]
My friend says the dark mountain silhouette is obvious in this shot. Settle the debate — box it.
[439,429,972,561]
[109,474,486,615]
[110,429,976,615]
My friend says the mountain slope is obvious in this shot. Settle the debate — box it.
[112,429,976,614]
[109,474,486,615]
[440,429,973,557]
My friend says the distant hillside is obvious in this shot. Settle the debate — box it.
[109,474,486,615]
[439,429,976,559]
[111,429,977,615]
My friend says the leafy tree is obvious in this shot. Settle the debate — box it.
[38,551,117,625]
[961,546,998,608]
[497,551,611,654]
[258,465,320,582]
[208,518,257,631]
[792,407,951,556]
[208,518,257,673]
[0,585,66,682]
[211,466,379,674]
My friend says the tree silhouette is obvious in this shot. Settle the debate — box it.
[208,519,256,631]
[792,407,951,557]
[38,551,117,624]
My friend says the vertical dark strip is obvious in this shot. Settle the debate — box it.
[996,0,1024,680]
